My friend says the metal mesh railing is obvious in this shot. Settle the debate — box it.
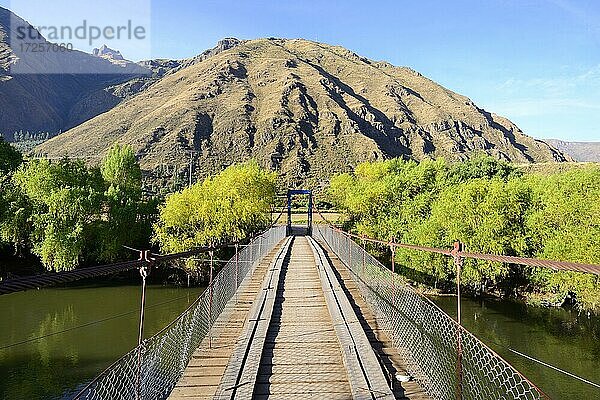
[74,225,286,400]
[313,225,548,400]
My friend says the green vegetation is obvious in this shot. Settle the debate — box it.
[329,155,600,311]
[0,146,276,277]
[153,161,276,262]
[0,144,153,272]
[0,138,23,174]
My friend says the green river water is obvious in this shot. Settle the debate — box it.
[1,283,599,399]
[432,296,600,400]
[0,284,203,399]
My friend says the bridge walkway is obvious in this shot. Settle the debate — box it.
[252,236,352,399]
[169,243,285,399]
[170,234,429,400]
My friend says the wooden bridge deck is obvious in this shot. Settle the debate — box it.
[170,234,430,400]
[253,237,352,399]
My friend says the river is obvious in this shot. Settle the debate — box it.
[0,283,203,399]
[431,295,600,399]
[2,283,599,399]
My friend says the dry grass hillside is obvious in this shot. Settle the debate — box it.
[37,38,568,188]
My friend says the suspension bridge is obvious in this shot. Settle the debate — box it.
[3,189,600,399]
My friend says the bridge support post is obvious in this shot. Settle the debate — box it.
[208,250,214,349]
[452,241,464,400]
[136,250,154,400]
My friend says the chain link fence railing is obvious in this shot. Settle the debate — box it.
[73,225,286,400]
[313,225,548,400]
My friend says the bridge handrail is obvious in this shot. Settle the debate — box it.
[313,206,600,275]
[0,206,287,296]
[72,225,287,400]
[313,224,550,400]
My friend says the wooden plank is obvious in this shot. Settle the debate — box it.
[317,239,432,400]
[168,242,285,400]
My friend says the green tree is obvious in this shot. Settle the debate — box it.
[153,161,276,263]
[0,138,23,174]
[408,178,533,288]
[446,153,520,184]
[99,144,145,260]
[525,167,600,309]
[0,178,32,255]
[13,158,104,271]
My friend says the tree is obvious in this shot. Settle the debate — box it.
[0,178,32,255]
[446,153,520,184]
[525,167,600,309]
[0,138,23,174]
[409,178,533,288]
[153,161,276,261]
[13,158,105,271]
[99,144,145,260]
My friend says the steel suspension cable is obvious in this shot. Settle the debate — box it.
[0,205,287,296]
[313,205,600,276]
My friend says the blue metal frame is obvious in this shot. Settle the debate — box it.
[287,189,313,235]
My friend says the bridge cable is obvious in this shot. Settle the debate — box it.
[313,203,600,390]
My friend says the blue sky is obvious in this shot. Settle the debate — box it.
[3,0,600,141]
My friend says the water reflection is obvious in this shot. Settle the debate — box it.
[0,284,203,399]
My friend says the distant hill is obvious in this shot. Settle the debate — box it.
[545,139,600,162]
[36,38,569,187]
[0,6,150,139]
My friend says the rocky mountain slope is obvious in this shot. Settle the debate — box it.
[0,7,150,139]
[37,38,568,187]
[545,139,600,162]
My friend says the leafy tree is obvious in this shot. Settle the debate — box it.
[446,153,520,184]
[408,178,533,288]
[0,178,32,255]
[0,138,23,174]
[13,159,105,271]
[154,161,276,262]
[525,167,600,309]
[99,144,145,260]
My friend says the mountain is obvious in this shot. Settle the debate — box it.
[545,139,600,162]
[92,45,126,61]
[36,38,568,187]
[0,7,149,139]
